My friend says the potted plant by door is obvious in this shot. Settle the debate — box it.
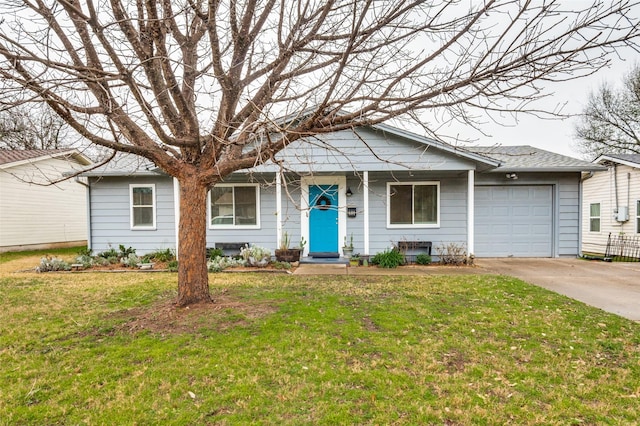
[275,232,302,262]
[349,253,360,267]
[343,234,354,259]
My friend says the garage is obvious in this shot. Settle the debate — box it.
[475,185,553,257]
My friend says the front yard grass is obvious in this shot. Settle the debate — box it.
[1,253,638,424]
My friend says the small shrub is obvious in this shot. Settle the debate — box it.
[416,253,432,265]
[272,261,292,270]
[240,244,271,267]
[370,248,404,268]
[121,253,140,268]
[77,247,93,257]
[93,256,111,266]
[148,249,175,262]
[75,254,94,269]
[207,248,225,259]
[436,242,469,266]
[207,256,246,272]
[97,248,118,259]
[168,260,179,272]
[118,245,136,258]
[36,256,71,272]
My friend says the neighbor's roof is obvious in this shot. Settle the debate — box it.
[471,145,606,172]
[0,149,92,168]
[593,153,640,168]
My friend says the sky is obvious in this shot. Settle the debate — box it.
[442,0,639,163]
[461,54,635,160]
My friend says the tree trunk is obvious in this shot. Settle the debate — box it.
[176,176,212,306]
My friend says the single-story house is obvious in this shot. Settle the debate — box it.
[0,149,92,252]
[581,153,640,256]
[81,124,603,259]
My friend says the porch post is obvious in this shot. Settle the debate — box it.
[173,177,180,256]
[364,171,370,255]
[467,169,475,259]
[276,172,282,249]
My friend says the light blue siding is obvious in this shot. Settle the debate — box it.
[258,127,479,173]
[89,176,176,254]
[366,171,468,255]
[87,163,583,258]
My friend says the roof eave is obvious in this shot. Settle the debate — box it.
[594,155,640,169]
[82,169,166,177]
[486,165,607,173]
[0,149,92,169]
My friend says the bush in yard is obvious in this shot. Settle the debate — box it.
[207,248,225,259]
[436,242,469,266]
[207,256,246,272]
[118,245,136,258]
[416,253,432,265]
[240,244,271,267]
[75,254,94,269]
[370,248,405,268]
[97,247,119,259]
[36,256,71,272]
[147,249,175,262]
[121,253,141,268]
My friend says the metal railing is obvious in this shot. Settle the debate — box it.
[605,233,640,262]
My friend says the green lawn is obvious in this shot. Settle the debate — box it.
[1,251,639,424]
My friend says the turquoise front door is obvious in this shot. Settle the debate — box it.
[309,185,339,253]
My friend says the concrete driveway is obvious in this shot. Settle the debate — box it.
[477,258,640,321]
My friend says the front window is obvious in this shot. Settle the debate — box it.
[209,184,260,228]
[589,203,601,232]
[387,182,439,228]
[130,184,156,229]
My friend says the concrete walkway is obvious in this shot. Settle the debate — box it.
[294,258,640,321]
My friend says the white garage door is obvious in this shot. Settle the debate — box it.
[475,186,553,257]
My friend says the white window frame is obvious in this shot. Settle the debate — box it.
[208,183,261,230]
[636,200,640,234]
[589,202,601,233]
[386,181,440,228]
[129,184,156,230]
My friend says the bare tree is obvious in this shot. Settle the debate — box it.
[575,65,640,157]
[0,0,638,306]
[0,105,69,150]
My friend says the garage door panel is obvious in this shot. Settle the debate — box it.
[532,223,552,234]
[512,224,532,236]
[512,206,530,216]
[512,187,532,200]
[475,185,553,257]
[533,187,552,199]
[533,206,551,216]
[490,205,508,215]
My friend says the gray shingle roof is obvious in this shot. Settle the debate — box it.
[81,152,163,176]
[470,145,606,172]
[0,149,77,166]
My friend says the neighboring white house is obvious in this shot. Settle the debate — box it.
[0,149,92,252]
[581,154,640,256]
